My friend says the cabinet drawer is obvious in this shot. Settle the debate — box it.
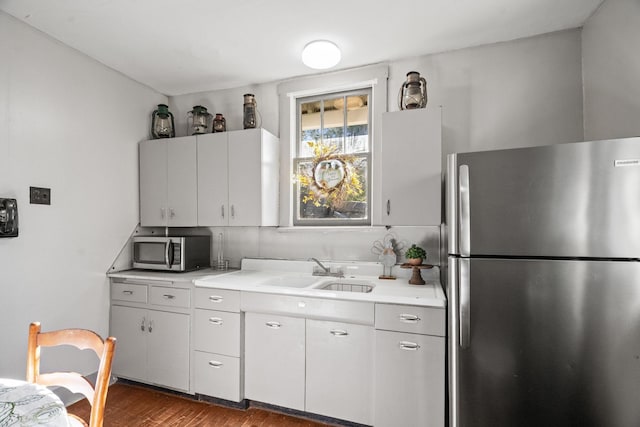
[111,282,147,303]
[375,304,445,336]
[149,286,190,308]
[195,288,240,312]
[194,309,241,357]
[193,351,241,402]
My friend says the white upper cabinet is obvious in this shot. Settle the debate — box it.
[198,128,279,227]
[377,107,442,226]
[139,137,197,227]
[196,133,228,226]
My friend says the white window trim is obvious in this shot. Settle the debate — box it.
[277,63,389,227]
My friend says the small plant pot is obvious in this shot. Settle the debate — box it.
[407,258,423,266]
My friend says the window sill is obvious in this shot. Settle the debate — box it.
[276,225,388,233]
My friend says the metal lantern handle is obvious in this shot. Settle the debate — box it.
[419,76,427,107]
[398,81,408,110]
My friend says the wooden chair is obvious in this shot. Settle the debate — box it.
[26,322,117,427]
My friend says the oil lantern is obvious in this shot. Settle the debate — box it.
[243,94,258,129]
[213,113,226,132]
[151,104,175,139]
[187,105,212,135]
[398,71,427,110]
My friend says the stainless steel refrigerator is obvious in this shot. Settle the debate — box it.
[446,137,640,427]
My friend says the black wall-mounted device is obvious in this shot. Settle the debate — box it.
[0,198,18,238]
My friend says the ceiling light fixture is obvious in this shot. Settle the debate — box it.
[302,40,341,70]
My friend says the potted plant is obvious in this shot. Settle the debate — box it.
[405,244,427,266]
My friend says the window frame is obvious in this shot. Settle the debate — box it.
[277,64,389,228]
[293,88,373,226]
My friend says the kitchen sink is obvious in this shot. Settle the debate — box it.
[259,275,321,288]
[314,280,374,293]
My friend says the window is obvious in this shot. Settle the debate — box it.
[293,88,372,226]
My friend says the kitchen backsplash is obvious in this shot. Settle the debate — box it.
[118,225,441,274]
[207,225,440,269]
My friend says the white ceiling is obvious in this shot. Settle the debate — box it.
[0,0,603,96]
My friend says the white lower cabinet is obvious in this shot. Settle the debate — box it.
[242,294,375,424]
[110,279,191,392]
[306,320,374,425]
[192,288,243,402]
[374,304,445,427]
[244,312,306,410]
[110,305,190,391]
[111,278,445,426]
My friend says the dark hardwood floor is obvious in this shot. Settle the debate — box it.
[68,382,335,426]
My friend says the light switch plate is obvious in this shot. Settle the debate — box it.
[30,187,51,205]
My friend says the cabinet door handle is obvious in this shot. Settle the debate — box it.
[208,360,223,368]
[208,296,223,303]
[160,208,166,219]
[208,317,223,325]
[399,341,420,351]
[148,320,154,333]
[123,290,133,295]
[399,314,421,323]
[386,199,391,216]
[330,329,348,337]
[265,321,281,329]
[221,205,225,219]
[162,294,175,299]
[231,205,235,218]
[140,317,146,332]
[169,208,176,218]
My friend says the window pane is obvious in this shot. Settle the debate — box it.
[294,88,371,226]
[322,97,344,152]
[300,101,321,157]
[346,95,369,153]
[295,154,369,223]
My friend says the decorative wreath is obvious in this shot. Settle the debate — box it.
[296,141,365,208]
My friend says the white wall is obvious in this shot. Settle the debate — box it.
[170,29,584,267]
[582,0,640,140]
[0,12,166,378]
[389,29,584,156]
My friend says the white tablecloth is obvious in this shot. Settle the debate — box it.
[0,379,69,427]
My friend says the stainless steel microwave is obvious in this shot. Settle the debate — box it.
[132,236,210,272]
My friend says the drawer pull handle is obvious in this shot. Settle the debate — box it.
[123,290,133,295]
[265,321,281,329]
[208,317,223,325]
[209,296,223,303]
[330,329,348,337]
[163,294,175,299]
[399,314,421,323]
[399,341,420,351]
[208,361,223,368]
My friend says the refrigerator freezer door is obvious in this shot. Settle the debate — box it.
[448,137,640,258]
[449,257,640,427]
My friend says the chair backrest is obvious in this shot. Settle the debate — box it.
[26,322,116,427]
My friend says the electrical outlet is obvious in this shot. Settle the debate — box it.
[30,187,51,205]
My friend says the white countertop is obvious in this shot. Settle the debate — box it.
[194,259,446,308]
[107,268,232,282]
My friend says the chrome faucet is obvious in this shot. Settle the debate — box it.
[308,258,343,277]
[309,257,330,273]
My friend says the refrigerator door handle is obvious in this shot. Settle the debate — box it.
[459,164,471,257]
[459,257,471,349]
[446,154,459,254]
